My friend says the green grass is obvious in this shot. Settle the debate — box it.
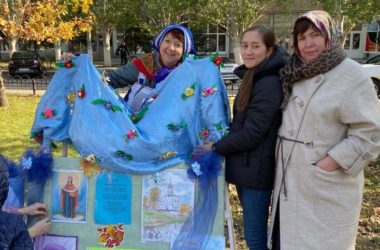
[1,94,379,249]
[0,94,78,160]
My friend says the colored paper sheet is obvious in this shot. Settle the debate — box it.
[95,171,132,224]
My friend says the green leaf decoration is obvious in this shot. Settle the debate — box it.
[55,61,64,68]
[129,106,149,123]
[91,98,106,105]
[115,150,133,160]
[111,105,123,112]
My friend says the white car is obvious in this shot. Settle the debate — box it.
[220,57,239,84]
[362,60,380,98]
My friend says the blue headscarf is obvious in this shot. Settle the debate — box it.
[152,24,196,55]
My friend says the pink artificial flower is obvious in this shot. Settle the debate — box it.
[44,108,55,119]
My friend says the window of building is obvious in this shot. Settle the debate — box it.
[198,24,228,54]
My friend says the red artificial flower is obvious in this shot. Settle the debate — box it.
[34,133,42,143]
[78,89,86,99]
[200,128,209,139]
[126,129,137,139]
[64,60,73,68]
[213,56,223,66]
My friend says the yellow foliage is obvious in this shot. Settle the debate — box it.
[0,0,93,43]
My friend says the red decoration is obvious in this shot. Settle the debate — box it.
[213,56,223,66]
[64,60,73,68]
[78,84,86,99]
[41,108,55,119]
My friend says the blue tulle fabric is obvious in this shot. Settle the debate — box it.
[171,150,222,250]
[1,149,53,211]
[31,55,230,175]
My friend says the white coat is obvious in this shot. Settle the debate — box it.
[268,58,380,250]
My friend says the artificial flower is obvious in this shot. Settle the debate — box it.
[159,151,177,161]
[191,162,202,176]
[80,157,101,177]
[66,91,76,103]
[78,83,86,99]
[41,108,56,119]
[64,60,73,68]
[97,224,124,248]
[125,129,138,142]
[181,83,196,100]
[202,86,217,97]
[213,56,223,66]
[21,157,33,170]
[200,127,210,139]
[210,52,224,67]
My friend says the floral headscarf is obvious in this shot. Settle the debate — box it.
[152,24,196,55]
[294,10,343,47]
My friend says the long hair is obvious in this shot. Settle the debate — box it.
[237,25,275,111]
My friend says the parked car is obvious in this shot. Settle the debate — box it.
[8,51,45,77]
[361,58,380,98]
[220,57,239,83]
[362,54,380,64]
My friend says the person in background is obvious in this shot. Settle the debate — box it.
[202,25,288,250]
[116,41,129,65]
[269,10,380,250]
[62,24,196,113]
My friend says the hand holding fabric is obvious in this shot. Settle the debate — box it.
[19,202,48,216]
[28,217,51,238]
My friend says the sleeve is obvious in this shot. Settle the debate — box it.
[9,217,34,250]
[214,76,283,155]
[106,62,140,89]
[328,74,380,176]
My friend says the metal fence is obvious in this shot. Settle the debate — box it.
[3,73,241,97]
[3,74,50,95]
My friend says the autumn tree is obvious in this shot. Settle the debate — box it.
[21,0,94,60]
[0,0,31,57]
[90,0,129,66]
[313,0,380,45]
[198,0,286,64]
[0,69,9,107]
[125,0,204,35]
[149,186,160,209]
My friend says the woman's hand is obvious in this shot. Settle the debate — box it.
[196,141,214,151]
[60,52,75,61]
[18,202,48,216]
[316,156,341,172]
[28,217,51,238]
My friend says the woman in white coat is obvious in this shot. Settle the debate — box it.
[269,10,380,250]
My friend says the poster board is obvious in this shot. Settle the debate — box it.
[39,157,225,250]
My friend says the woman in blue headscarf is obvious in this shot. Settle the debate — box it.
[105,24,196,112]
[62,24,196,113]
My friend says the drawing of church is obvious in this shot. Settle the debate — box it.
[157,178,180,211]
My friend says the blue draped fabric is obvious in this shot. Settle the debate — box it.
[31,55,230,175]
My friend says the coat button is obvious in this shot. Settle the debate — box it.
[371,135,378,142]
[315,75,322,83]
[298,100,304,107]
[288,130,294,136]
[362,153,371,160]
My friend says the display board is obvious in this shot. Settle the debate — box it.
[38,157,225,250]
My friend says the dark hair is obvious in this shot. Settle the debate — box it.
[293,18,324,54]
[237,25,275,111]
[166,29,184,46]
